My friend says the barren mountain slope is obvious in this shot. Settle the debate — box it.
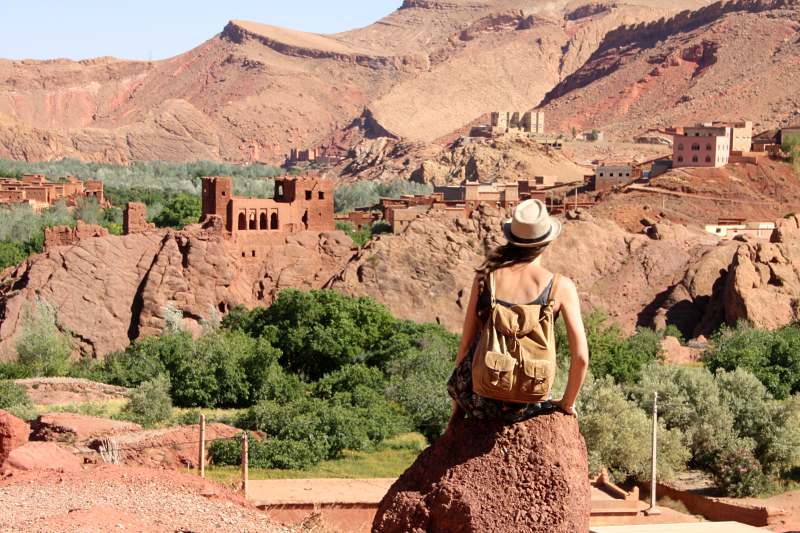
[0,0,711,163]
[540,0,800,137]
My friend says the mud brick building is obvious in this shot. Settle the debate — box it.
[201,173,334,258]
[123,202,155,235]
[0,174,106,210]
[590,164,641,192]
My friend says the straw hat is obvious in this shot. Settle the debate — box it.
[502,199,562,248]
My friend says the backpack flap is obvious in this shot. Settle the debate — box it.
[519,354,554,399]
[483,350,517,391]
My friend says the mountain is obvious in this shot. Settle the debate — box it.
[539,0,800,137]
[0,0,716,164]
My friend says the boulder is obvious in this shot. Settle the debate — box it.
[2,441,82,473]
[30,413,142,444]
[0,409,30,465]
[373,412,590,533]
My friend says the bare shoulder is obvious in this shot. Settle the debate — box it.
[553,275,580,306]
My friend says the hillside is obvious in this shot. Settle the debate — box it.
[0,0,713,164]
[540,0,800,138]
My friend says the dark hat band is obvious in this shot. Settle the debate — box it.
[509,225,552,244]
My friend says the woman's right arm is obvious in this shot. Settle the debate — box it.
[555,276,589,416]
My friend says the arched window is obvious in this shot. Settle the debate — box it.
[706,144,712,150]
[271,212,279,230]
[677,156,684,163]
[692,156,699,163]
[677,144,684,150]
[691,143,700,151]
[238,212,246,230]
[705,156,712,163]
[259,212,268,230]
[249,213,257,230]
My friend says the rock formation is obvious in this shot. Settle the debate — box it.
[721,215,800,329]
[0,409,29,465]
[373,412,590,532]
[43,221,110,251]
[1,441,83,474]
[0,228,354,359]
[330,206,715,334]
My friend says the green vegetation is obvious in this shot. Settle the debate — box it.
[335,220,391,247]
[4,285,799,497]
[15,300,73,377]
[123,375,173,427]
[782,135,800,174]
[333,180,432,213]
[206,433,426,484]
[0,381,35,420]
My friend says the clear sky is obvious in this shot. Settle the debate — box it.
[1,0,401,61]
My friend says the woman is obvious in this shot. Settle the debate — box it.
[447,199,589,426]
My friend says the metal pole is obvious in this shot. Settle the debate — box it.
[241,432,249,497]
[199,414,206,478]
[645,391,661,515]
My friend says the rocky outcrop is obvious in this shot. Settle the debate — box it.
[1,441,83,474]
[373,412,590,532]
[13,378,129,406]
[30,413,141,444]
[330,206,714,334]
[0,410,29,465]
[0,228,354,359]
[721,215,800,329]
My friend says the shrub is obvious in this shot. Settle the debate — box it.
[0,381,33,411]
[578,375,690,482]
[152,193,201,229]
[710,443,770,497]
[333,180,432,213]
[15,300,73,377]
[123,375,173,427]
[230,290,400,380]
[705,323,800,399]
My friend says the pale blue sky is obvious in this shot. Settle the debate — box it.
[2,1,401,60]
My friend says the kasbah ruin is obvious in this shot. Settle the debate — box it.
[3,1,800,532]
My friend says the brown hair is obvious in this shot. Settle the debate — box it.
[475,243,546,278]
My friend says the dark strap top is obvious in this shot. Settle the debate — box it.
[476,275,555,321]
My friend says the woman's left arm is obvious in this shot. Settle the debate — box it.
[455,275,481,366]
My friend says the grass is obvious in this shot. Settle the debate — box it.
[205,433,426,485]
[35,398,128,418]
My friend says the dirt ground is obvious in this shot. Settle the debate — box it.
[0,465,284,532]
[745,491,800,533]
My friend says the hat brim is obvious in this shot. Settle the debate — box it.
[502,217,562,248]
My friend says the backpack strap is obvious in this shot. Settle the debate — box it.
[548,274,561,305]
[489,271,497,308]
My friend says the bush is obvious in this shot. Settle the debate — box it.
[565,311,662,384]
[705,323,800,399]
[15,300,73,377]
[152,193,201,229]
[0,381,33,410]
[578,375,690,482]
[123,375,173,427]
[229,290,400,380]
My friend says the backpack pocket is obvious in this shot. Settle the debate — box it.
[483,351,517,392]
[519,357,554,398]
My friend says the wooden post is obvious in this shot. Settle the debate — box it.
[241,432,249,497]
[645,391,661,516]
[198,414,206,478]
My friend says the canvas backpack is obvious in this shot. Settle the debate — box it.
[471,271,560,404]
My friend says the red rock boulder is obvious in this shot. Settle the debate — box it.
[2,441,82,473]
[0,409,30,465]
[373,411,590,533]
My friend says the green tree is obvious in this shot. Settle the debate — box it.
[152,193,201,228]
[74,197,102,224]
[123,374,173,427]
[15,300,73,377]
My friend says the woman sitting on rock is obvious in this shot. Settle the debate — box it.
[448,198,589,425]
